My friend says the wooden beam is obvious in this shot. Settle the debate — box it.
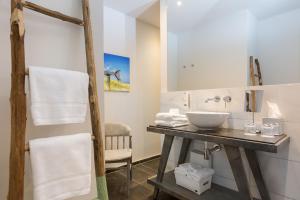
[82,0,108,199]
[250,56,256,86]
[8,0,27,199]
[82,0,104,177]
[22,1,84,26]
[255,58,263,86]
[249,56,257,112]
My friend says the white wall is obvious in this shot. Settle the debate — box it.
[257,8,300,85]
[246,11,258,85]
[103,7,161,161]
[136,20,162,157]
[0,0,104,199]
[176,10,253,91]
[167,32,179,91]
[161,83,300,200]
[160,0,168,92]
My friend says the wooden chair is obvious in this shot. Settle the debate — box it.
[105,123,132,195]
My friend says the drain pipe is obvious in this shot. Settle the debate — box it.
[192,142,222,168]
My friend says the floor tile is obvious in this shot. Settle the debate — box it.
[142,158,160,171]
[107,158,178,200]
[137,164,157,177]
[119,165,154,184]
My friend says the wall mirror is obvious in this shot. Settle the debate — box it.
[166,0,300,91]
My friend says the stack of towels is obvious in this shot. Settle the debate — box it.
[155,111,189,127]
[28,66,92,200]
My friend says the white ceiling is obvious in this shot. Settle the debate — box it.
[103,0,300,31]
[103,0,157,16]
[168,0,300,33]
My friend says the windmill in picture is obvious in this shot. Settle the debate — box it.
[104,68,121,90]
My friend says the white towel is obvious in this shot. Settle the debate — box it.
[29,66,89,126]
[29,133,92,200]
[155,113,188,122]
[176,163,202,175]
[176,163,214,181]
[155,120,188,127]
[188,168,215,181]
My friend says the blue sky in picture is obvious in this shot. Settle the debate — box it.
[104,53,130,83]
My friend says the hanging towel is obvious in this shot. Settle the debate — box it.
[29,133,92,200]
[29,66,89,126]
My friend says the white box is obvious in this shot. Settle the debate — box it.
[174,166,214,195]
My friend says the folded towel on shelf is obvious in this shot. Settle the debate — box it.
[155,112,188,127]
[29,66,89,126]
[156,112,188,122]
[29,133,92,200]
[154,120,188,127]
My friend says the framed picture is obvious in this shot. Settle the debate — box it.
[104,53,130,92]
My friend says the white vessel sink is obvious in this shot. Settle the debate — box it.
[186,111,230,128]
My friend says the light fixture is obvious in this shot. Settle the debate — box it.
[177,1,182,6]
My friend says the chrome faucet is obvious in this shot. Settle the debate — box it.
[205,96,221,103]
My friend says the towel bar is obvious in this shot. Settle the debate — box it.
[24,135,95,152]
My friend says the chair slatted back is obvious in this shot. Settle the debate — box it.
[104,123,132,150]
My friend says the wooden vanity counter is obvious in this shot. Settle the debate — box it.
[147,125,290,200]
[147,125,289,153]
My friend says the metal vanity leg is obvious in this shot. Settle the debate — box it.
[245,149,271,200]
[178,138,192,165]
[224,145,251,200]
[153,135,174,200]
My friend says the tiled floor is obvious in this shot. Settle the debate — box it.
[106,158,177,200]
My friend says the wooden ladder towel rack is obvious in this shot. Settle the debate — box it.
[9,0,108,200]
[249,56,263,112]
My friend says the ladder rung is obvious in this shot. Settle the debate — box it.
[22,1,84,26]
[24,135,96,152]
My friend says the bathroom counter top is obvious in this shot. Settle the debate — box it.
[147,125,290,200]
[147,125,289,153]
